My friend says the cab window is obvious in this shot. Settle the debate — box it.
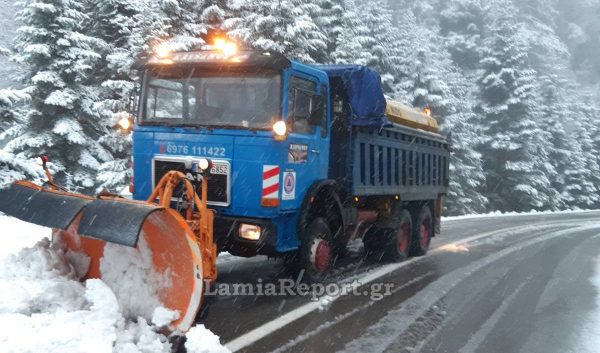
[288,76,318,134]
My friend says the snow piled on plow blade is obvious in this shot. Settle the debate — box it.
[0,215,230,353]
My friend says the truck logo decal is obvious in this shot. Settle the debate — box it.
[282,171,296,200]
[288,144,308,163]
[262,165,280,199]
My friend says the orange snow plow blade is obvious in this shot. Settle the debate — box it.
[0,171,217,333]
[54,207,204,332]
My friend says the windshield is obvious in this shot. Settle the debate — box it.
[141,68,281,129]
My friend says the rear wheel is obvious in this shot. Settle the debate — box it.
[386,209,412,261]
[410,204,433,256]
[363,209,412,263]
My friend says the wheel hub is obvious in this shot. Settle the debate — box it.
[420,219,430,248]
[309,238,331,273]
[397,223,410,254]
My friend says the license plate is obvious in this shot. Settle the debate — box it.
[210,162,229,175]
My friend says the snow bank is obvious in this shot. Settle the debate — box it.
[0,216,230,353]
[0,240,171,353]
[0,213,48,263]
[0,238,87,316]
[186,325,231,353]
[443,208,600,222]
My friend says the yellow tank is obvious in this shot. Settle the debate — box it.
[385,100,439,133]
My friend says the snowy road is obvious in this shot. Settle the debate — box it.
[200,211,600,353]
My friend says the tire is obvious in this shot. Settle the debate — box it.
[410,203,433,256]
[363,209,412,263]
[287,217,334,283]
[362,225,386,262]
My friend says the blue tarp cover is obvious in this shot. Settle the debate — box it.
[313,64,388,127]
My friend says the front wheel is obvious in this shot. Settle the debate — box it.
[285,217,334,283]
[410,204,433,256]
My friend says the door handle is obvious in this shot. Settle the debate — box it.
[311,149,320,155]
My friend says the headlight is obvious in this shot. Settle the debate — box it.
[114,112,133,133]
[273,121,287,140]
[117,116,131,130]
[238,224,261,241]
[198,158,211,171]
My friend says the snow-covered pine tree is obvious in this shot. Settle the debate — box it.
[432,68,489,215]
[571,91,600,208]
[0,85,42,188]
[0,46,40,187]
[330,0,373,64]
[438,0,484,70]
[310,0,344,63]
[391,9,488,215]
[476,1,556,212]
[9,0,111,193]
[88,0,141,192]
[438,63,489,215]
[0,46,29,145]
[515,0,600,209]
[226,0,327,63]
[332,0,403,92]
[127,0,168,55]
[200,0,232,31]
[159,0,206,50]
[443,108,489,215]
[536,75,579,209]
[0,89,28,141]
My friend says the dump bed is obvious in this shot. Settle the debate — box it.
[315,64,451,200]
[351,123,450,200]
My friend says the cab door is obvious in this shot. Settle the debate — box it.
[280,72,329,210]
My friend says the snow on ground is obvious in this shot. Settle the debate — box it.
[0,214,230,353]
[0,214,49,263]
[443,208,600,222]
[580,255,600,352]
[1,208,596,352]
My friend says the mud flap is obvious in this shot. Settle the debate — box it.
[0,183,92,229]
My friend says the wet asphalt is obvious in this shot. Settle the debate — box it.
[201,211,600,353]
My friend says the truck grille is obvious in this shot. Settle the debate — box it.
[153,157,230,206]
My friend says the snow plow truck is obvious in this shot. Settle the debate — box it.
[0,39,450,333]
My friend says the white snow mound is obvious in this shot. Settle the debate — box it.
[0,234,229,353]
[186,325,232,353]
[0,238,87,315]
[99,235,176,322]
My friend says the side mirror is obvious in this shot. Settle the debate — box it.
[308,94,324,126]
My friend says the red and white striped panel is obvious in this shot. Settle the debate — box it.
[262,165,280,200]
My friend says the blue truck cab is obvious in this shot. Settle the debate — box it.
[132,45,450,278]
